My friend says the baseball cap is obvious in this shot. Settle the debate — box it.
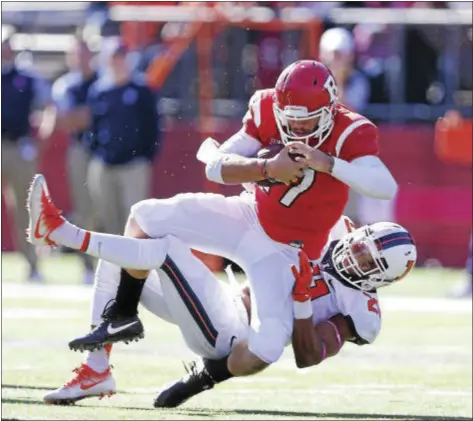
[319,27,355,54]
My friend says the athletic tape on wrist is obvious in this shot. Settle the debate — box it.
[293,300,313,319]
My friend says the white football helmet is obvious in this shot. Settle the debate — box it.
[332,222,417,291]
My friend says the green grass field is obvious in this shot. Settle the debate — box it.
[2,253,472,421]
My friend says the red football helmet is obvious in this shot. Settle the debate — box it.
[273,60,338,148]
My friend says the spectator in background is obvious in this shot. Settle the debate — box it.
[319,27,370,112]
[63,37,160,235]
[42,36,98,284]
[319,27,395,227]
[1,36,52,282]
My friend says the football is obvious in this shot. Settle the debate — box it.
[256,144,305,161]
[255,144,304,187]
[256,143,285,160]
[255,144,284,187]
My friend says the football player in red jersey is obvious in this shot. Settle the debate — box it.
[236,61,389,259]
[27,61,397,384]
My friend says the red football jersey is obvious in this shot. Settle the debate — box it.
[242,89,379,260]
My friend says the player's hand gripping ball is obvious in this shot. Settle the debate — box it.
[256,144,305,187]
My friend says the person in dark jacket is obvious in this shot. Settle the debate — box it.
[1,36,52,281]
[44,36,99,284]
[60,37,160,235]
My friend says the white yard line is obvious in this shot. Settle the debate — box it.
[3,308,83,319]
[112,383,471,397]
[2,283,92,302]
[217,388,471,397]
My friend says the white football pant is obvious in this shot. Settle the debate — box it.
[93,236,249,359]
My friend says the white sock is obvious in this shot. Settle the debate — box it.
[85,233,169,270]
[85,349,110,373]
[51,220,170,270]
[85,260,120,373]
[91,259,120,325]
[50,221,87,250]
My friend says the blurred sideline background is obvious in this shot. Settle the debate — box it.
[1,1,472,290]
[1,3,472,420]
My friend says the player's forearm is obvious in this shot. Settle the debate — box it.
[331,156,398,199]
[206,154,267,185]
[221,155,268,184]
[292,317,326,368]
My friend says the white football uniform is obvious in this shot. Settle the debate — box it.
[138,235,249,360]
[310,215,382,345]
[308,270,381,345]
[137,215,380,361]
[131,192,300,363]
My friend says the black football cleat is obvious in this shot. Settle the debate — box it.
[68,301,144,352]
[154,360,215,408]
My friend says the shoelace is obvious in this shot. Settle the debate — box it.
[40,192,64,247]
[41,190,63,219]
[101,299,118,321]
[100,299,139,321]
[183,361,196,376]
[63,364,111,388]
[63,365,93,388]
[181,360,214,387]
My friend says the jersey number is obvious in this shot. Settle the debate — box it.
[309,278,330,300]
[263,168,317,206]
[363,292,380,316]
[280,168,316,207]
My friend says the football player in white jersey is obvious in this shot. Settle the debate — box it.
[41,210,416,406]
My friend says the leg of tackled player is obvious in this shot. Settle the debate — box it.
[227,341,269,374]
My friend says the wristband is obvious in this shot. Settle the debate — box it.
[258,160,266,180]
[293,300,313,319]
[327,155,335,174]
[262,159,278,184]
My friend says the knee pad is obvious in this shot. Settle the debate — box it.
[247,317,291,364]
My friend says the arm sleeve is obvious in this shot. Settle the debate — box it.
[219,130,262,156]
[331,155,398,199]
